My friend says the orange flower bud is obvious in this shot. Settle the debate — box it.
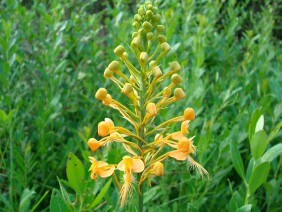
[114,45,125,57]
[108,61,120,72]
[174,88,185,100]
[98,121,110,137]
[95,88,108,100]
[146,102,157,117]
[98,118,114,137]
[88,138,101,151]
[104,68,113,78]
[153,161,164,176]
[184,108,195,120]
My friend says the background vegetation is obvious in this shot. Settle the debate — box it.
[0,0,281,211]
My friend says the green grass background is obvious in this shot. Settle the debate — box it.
[0,0,281,211]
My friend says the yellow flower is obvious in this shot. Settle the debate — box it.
[117,156,144,207]
[98,118,115,137]
[169,137,195,160]
[87,138,101,151]
[88,157,115,180]
[171,120,190,140]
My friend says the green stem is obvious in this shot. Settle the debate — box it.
[137,62,147,212]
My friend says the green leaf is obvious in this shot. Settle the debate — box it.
[19,188,35,212]
[57,177,72,205]
[236,204,252,212]
[248,161,270,194]
[249,108,261,142]
[268,121,282,142]
[0,110,8,122]
[67,152,85,195]
[246,158,254,182]
[230,140,245,180]
[229,191,244,212]
[250,130,268,160]
[261,143,282,162]
[89,178,112,209]
[50,189,72,212]
[255,115,264,132]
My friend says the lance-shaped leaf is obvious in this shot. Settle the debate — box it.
[250,130,268,160]
[248,161,270,194]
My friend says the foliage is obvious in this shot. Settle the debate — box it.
[0,0,281,211]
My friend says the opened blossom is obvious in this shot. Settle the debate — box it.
[88,157,115,180]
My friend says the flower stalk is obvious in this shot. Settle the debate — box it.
[86,1,208,210]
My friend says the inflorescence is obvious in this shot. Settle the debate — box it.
[87,1,208,208]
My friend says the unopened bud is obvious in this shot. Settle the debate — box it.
[104,68,113,78]
[98,121,110,137]
[158,35,167,43]
[160,42,171,53]
[153,161,164,176]
[108,61,120,72]
[146,102,157,117]
[154,14,161,22]
[152,66,162,78]
[134,14,142,22]
[88,138,101,151]
[147,32,154,40]
[95,88,108,100]
[174,88,186,99]
[171,74,182,85]
[114,45,125,57]
[138,8,145,16]
[146,10,154,19]
[147,3,153,10]
[142,21,152,31]
[132,32,139,38]
[170,61,181,72]
[132,36,141,47]
[157,25,165,32]
[122,83,133,96]
[132,21,140,28]
[140,52,148,62]
[184,108,195,120]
